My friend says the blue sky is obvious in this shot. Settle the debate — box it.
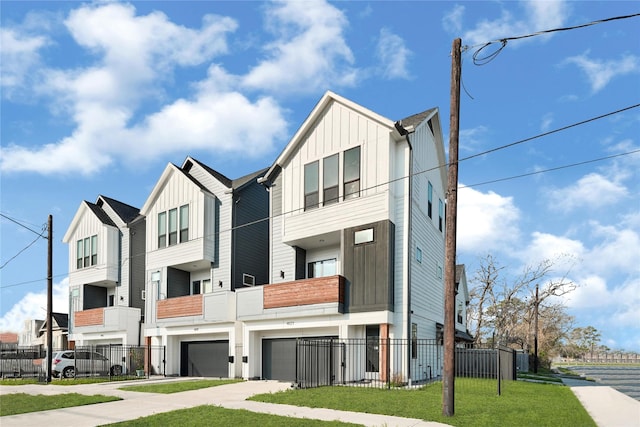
[1,1,638,351]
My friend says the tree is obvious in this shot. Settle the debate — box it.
[466,254,578,364]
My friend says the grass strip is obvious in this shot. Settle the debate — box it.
[250,379,596,427]
[104,405,357,426]
[0,393,121,416]
[119,378,242,394]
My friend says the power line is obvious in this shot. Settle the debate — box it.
[0,231,46,270]
[459,104,640,163]
[471,12,640,65]
[460,149,640,189]
[0,212,47,238]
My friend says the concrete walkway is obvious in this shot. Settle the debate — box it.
[0,378,450,427]
[561,377,640,427]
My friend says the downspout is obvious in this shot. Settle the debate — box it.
[395,121,412,384]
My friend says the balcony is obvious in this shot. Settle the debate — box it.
[237,275,345,320]
[152,292,235,324]
[73,306,141,334]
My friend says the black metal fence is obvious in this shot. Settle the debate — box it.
[1,344,166,381]
[55,345,166,379]
[295,338,516,394]
[0,345,46,380]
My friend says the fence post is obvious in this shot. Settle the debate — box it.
[497,346,501,396]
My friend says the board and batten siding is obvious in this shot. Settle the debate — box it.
[280,101,392,227]
[145,170,208,270]
[68,210,119,285]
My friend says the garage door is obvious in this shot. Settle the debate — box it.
[180,340,228,377]
[262,337,338,381]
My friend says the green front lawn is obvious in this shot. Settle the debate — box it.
[250,379,596,427]
[119,378,242,394]
[105,405,357,426]
[0,393,121,416]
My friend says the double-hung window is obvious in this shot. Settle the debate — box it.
[179,204,189,243]
[304,161,319,210]
[158,212,167,248]
[427,181,433,219]
[323,154,339,206]
[343,146,361,200]
[168,208,177,246]
[157,204,189,248]
[76,235,98,269]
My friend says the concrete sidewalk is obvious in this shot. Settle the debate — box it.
[0,378,450,427]
[561,378,640,427]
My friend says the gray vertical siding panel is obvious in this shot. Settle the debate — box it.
[232,181,269,289]
[129,218,146,315]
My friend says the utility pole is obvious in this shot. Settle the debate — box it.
[443,37,461,417]
[533,284,539,374]
[46,214,53,383]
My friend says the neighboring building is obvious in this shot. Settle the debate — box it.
[140,157,269,378]
[455,265,473,343]
[18,313,69,350]
[0,332,18,345]
[19,319,44,347]
[63,196,145,347]
[236,91,448,382]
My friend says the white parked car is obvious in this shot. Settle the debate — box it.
[51,350,123,378]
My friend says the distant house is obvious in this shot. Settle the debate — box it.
[63,195,145,347]
[140,157,269,377]
[236,91,448,381]
[0,332,18,345]
[19,319,44,347]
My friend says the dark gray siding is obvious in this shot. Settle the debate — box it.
[83,284,107,309]
[231,181,269,290]
[294,246,306,280]
[343,220,395,313]
[129,218,146,314]
[167,267,190,298]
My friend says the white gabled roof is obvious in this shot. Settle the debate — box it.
[260,91,399,183]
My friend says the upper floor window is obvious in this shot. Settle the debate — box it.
[308,258,336,278]
[427,181,433,219]
[76,235,98,269]
[304,161,319,211]
[158,204,189,249]
[344,146,361,200]
[438,199,444,232]
[323,154,339,206]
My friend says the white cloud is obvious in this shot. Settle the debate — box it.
[0,28,49,94]
[457,185,521,253]
[585,221,640,274]
[459,125,488,152]
[564,52,640,93]
[450,0,569,47]
[442,4,465,33]
[0,3,288,176]
[0,278,69,333]
[242,0,357,94]
[375,28,411,80]
[540,113,553,132]
[517,231,585,267]
[548,173,628,212]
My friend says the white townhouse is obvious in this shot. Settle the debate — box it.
[236,91,449,382]
[63,196,145,347]
[140,157,268,378]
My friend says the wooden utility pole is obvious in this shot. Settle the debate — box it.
[443,37,462,417]
[46,214,53,383]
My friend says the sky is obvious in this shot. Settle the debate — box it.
[1,1,638,352]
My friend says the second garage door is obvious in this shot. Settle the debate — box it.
[180,340,228,377]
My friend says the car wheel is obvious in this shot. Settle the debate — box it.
[63,366,75,379]
[110,365,123,376]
